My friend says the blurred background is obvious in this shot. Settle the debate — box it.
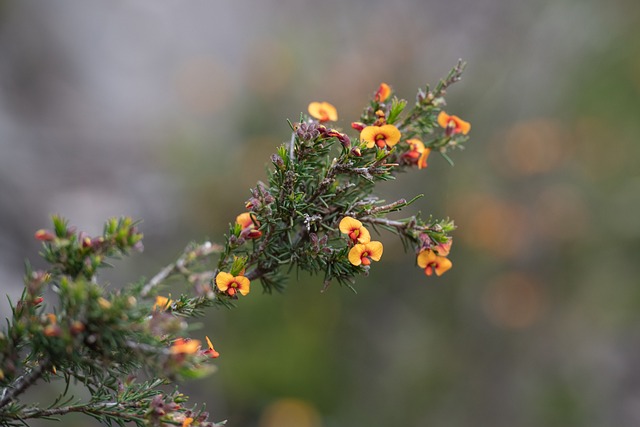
[1,0,639,426]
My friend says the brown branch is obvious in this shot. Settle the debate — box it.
[0,358,51,409]
[17,402,145,423]
[141,242,221,298]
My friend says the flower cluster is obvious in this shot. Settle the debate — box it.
[209,66,469,297]
[339,217,383,267]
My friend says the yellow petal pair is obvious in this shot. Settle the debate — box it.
[339,216,371,244]
[215,272,250,296]
[348,242,384,266]
[360,124,401,149]
[417,249,452,276]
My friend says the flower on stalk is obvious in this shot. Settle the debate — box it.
[215,272,250,297]
[360,124,401,149]
[308,101,338,122]
[348,241,383,266]
[437,111,471,136]
[374,83,391,102]
[236,212,262,239]
[339,216,371,244]
[417,249,452,276]
[402,138,431,169]
[203,336,220,359]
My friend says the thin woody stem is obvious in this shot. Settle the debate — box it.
[0,358,51,409]
[360,217,409,229]
[16,402,145,422]
[141,242,221,297]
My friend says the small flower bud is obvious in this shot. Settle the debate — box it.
[271,153,285,169]
[34,229,55,241]
[351,122,366,131]
[338,133,351,149]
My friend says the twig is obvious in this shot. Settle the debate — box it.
[289,132,296,163]
[18,401,144,422]
[0,358,51,409]
[141,242,220,298]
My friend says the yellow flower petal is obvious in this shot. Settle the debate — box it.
[235,276,251,296]
[153,295,173,311]
[236,212,253,228]
[348,244,365,266]
[418,148,431,169]
[435,257,453,276]
[365,241,384,261]
[339,216,362,234]
[438,111,471,135]
[357,226,371,244]
[360,125,401,148]
[308,101,338,122]
[417,249,436,268]
[375,83,391,102]
[215,272,234,292]
[170,338,201,355]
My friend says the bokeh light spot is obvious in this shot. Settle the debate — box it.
[495,119,569,176]
[533,183,589,242]
[451,193,529,259]
[482,271,546,330]
[259,398,322,427]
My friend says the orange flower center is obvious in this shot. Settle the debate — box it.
[361,252,371,265]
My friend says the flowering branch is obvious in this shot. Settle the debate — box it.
[0,61,471,427]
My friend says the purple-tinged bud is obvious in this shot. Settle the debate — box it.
[338,133,351,149]
[271,154,285,169]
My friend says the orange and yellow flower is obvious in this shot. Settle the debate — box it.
[402,138,431,169]
[203,335,220,359]
[182,418,194,427]
[360,124,401,149]
[308,101,338,122]
[236,212,262,239]
[153,295,173,311]
[437,111,471,136]
[375,83,391,102]
[339,216,371,244]
[170,338,201,355]
[215,272,250,297]
[417,249,452,276]
[348,241,383,266]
